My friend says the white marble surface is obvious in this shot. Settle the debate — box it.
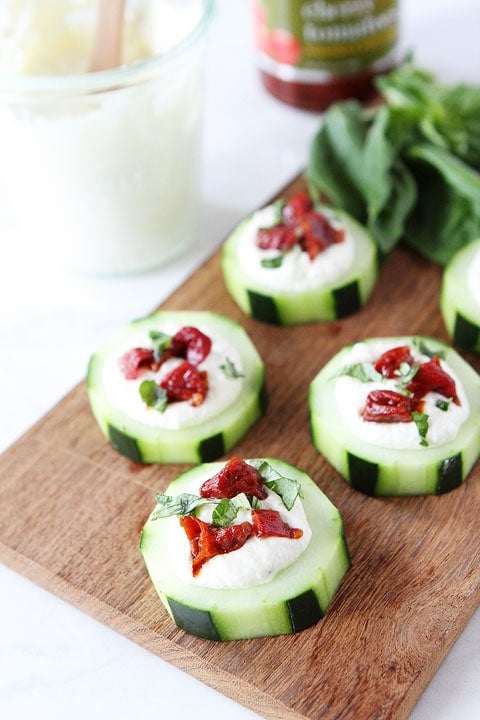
[1,1,479,718]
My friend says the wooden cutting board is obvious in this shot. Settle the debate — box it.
[1,174,479,720]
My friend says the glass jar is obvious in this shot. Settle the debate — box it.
[253,0,399,111]
[0,0,214,276]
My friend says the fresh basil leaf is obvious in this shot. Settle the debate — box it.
[412,338,447,359]
[219,357,244,379]
[307,102,367,220]
[395,361,418,388]
[261,254,284,269]
[335,362,383,383]
[367,157,417,255]
[139,380,167,412]
[405,143,480,264]
[149,330,172,361]
[411,411,429,447]
[436,398,452,412]
[211,493,251,528]
[309,59,480,265]
[248,459,302,511]
[151,492,207,520]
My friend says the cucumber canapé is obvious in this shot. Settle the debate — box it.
[140,457,350,641]
[221,192,378,326]
[309,336,480,496]
[87,311,266,464]
[441,237,480,353]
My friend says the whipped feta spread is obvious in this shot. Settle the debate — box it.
[102,323,244,429]
[335,340,469,449]
[0,0,203,75]
[167,472,312,589]
[236,205,355,292]
[468,245,480,309]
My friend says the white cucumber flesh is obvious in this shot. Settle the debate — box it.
[309,336,480,496]
[140,458,350,641]
[87,311,266,464]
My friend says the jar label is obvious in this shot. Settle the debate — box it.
[254,0,398,74]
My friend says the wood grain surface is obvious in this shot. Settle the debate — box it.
[1,175,479,720]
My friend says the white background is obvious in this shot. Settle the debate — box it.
[1,1,479,718]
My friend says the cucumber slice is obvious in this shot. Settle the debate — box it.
[87,311,266,464]
[140,458,350,641]
[221,200,378,325]
[441,238,480,353]
[309,336,480,496]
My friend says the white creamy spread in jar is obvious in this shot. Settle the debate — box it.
[102,322,245,430]
[0,0,208,275]
[0,0,202,75]
[236,205,355,292]
[335,340,469,449]
[167,471,312,589]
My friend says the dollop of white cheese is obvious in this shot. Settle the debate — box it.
[101,322,244,429]
[236,206,355,292]
[167,473,312,590]
[0,0,203,75]
[334,340,469,449]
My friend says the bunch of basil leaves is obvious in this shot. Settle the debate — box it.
[307,58,480,265]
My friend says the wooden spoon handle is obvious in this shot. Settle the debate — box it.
[89,0,125,72]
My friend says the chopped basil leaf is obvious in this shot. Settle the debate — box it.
[412,338,446,360]
[248,459,302,511]
[211,493,251,527]
[149,330,172,361]
[335,362,383,383]
[261,254,284,269]
[394,361,418,391]
[139,380,167,412]
[436,398,452,411]
[411,411,429,446]
[220,357,244,379]
[151,493,208,520]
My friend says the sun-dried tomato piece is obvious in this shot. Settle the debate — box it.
[281,192,313,227]
[256,225,297,251]
[180,515,252,576]
[119,347,155,380]
[251,509,303,539]
[407,357,460,405]
[363,389,414,423]
[170,326,212,366]
[160,361,208,406]
[374,345,415,378]
[299,211,345,260]
[199,457,268,500]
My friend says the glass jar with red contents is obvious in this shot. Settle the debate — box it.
[253,0,399,111]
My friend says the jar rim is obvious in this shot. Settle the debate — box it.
[0,0,214,96]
